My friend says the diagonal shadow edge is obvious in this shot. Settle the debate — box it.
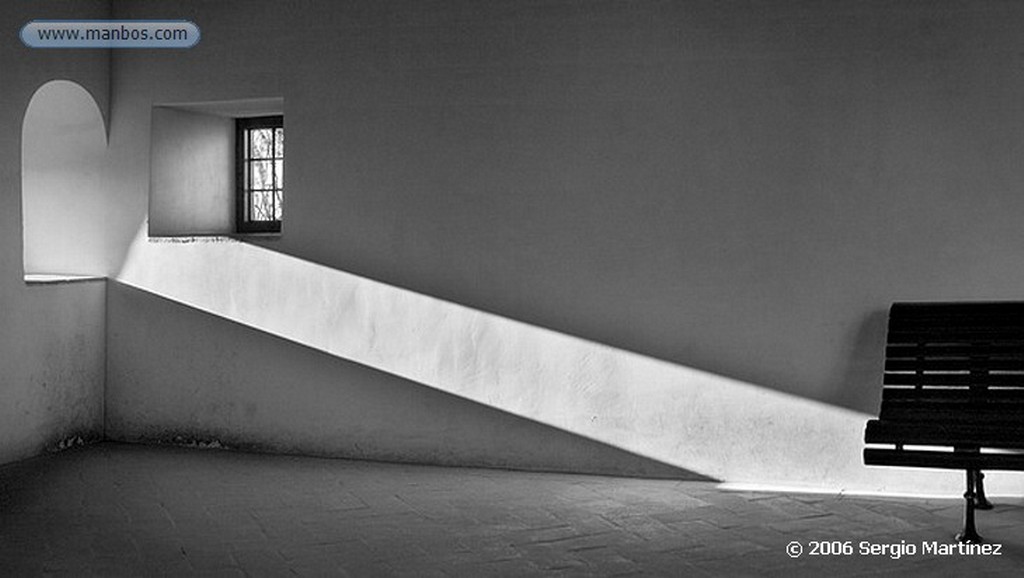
[106,280,713,481]
[115,228,1024,495]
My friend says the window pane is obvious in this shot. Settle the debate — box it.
[237,116,283,233]
[251,160,274,190]
[251,191,275,221]
[250,128,274,159]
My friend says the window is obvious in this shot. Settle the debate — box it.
[236,116,284,233]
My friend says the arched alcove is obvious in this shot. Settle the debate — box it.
[22,80,109,278]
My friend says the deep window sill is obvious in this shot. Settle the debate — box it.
[143,233,281,244]
[25,274,106,285]
[231,232,282,239]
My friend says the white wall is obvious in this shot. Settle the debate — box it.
[99,0,1024,492]
[0,280,106,462]
[110,0,1024,413]
[116,235,1021,494]
[0,1,110,465]
[149,107,234,236]
[107,278,694,478]
[22,80,110,276]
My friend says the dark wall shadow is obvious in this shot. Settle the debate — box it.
[106,281,713,482]
[831,307,889,413]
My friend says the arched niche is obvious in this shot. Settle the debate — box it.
[22,80,109,278]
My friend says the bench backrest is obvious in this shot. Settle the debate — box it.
[874,302,1024,450]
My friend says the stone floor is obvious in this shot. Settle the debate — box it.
[0,443,1022,576]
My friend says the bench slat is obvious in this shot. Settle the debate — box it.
[889,331,1024,343]
[888,311,1024,325]
[885,358,1024,371]
[882,387,1024,402]
[890,316,1024,327]
[890,301,1024,318]
[883,373,1024,387]
[879,405,1024,424]
[886,344,1024,358]
[865,420,1024,448]
[863,448,1024,470]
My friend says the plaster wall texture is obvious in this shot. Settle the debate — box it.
[115,234,1024,495]
[22,80,110,276]
[102,0,1024,491]
[0,281,106,463]
[149,107,235,236]
[112,0,1024,412]
[106,280,696,479]
[0,1,110,465]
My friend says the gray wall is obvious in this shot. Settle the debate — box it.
[107,280,698,479]
[0,1,109,465]
[149,107,235,236]
[8,0,1019,488]
[99,0,1024,490]
[111,0,1024,413]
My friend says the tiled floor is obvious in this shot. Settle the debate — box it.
[0,443,1021,576]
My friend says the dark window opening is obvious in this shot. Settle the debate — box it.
[236,115,283,233]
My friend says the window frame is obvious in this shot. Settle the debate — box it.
[235,115,284,234]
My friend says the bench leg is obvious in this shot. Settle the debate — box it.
[956,469,984,544]
[974,470,994,510]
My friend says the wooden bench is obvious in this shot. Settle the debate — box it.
[864,302,1024,543]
